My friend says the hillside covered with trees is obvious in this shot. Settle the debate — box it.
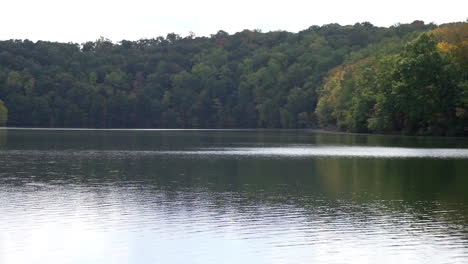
[0,21,466,135]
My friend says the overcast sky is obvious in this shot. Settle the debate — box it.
[1,0,467,43]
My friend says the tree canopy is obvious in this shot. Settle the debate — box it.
[0,21,466,135]
[316,23,467,135]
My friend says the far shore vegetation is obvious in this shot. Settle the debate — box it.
[0,21,466,135]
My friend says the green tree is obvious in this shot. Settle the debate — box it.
[386,33,462,134]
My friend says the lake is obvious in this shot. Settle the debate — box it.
[0,128,467,264]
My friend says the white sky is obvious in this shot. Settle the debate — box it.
[1,0,467,43]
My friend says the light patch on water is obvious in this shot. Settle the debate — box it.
[1,146,468,159]
[161,146,468,159]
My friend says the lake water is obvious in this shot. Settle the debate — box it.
[0,129,467,264]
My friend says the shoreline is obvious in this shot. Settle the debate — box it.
[1,126,466,139]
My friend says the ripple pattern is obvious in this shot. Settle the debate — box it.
[0,183,467,264]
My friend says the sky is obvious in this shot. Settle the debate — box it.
[1,0,467,43]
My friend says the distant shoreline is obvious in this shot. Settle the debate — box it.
[1,127,466,139]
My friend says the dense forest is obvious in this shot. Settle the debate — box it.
[0,21,466,135]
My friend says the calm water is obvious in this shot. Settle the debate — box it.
[0,129,467,264]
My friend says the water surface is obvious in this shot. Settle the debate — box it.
[0,129,467,264]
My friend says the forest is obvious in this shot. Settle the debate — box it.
[0,21,466,135]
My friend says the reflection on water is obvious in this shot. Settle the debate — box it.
[162,146,468,159]
[0,129,467,264]
[1,185,467,264]
[0,129,6,148]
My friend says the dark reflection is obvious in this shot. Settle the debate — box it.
[2,128,468,151]
[1,150,467,201]
[0,129,467,263]
[0,129,6,149]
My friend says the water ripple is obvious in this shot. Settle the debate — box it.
[0,185,467,264]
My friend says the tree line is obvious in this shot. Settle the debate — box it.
[0,21,466,135]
